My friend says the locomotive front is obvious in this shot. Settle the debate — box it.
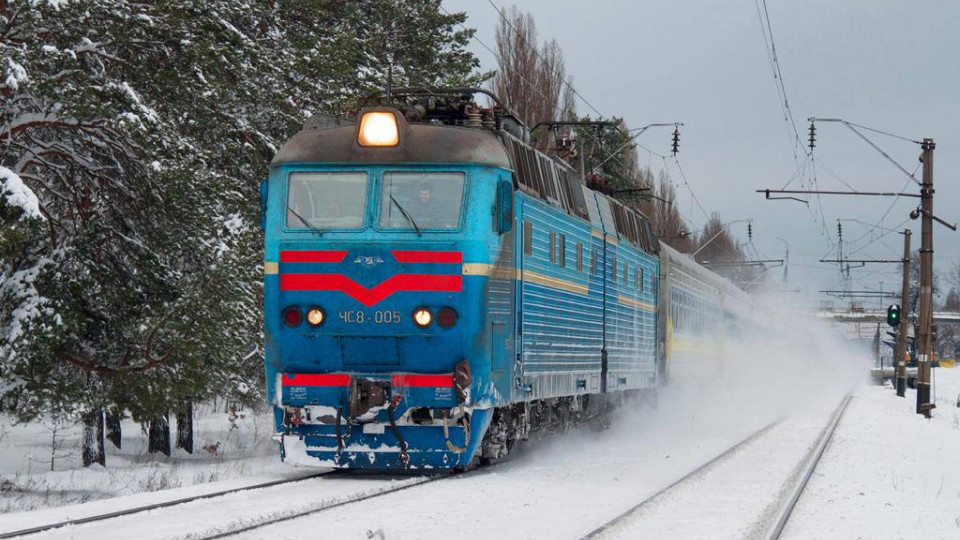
[261,107,515,470]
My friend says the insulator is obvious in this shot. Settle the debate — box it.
[466,109,482,128]
[481,109,495,129]
[671,127,680,155]
[808,122,816,150]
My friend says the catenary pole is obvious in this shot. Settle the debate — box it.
[896,229,911,397]
[916,139,935,416]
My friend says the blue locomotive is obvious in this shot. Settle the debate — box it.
[261,89,755,470]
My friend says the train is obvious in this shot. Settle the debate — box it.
[260,88,764,470]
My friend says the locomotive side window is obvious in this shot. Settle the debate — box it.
[549,231,556,263]
[558,234,566,268]
[379,171,465,230]
[286,171,368,230]
[576,243,584,272]
[523,221,533,255]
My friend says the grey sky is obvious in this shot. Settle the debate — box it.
[443,0,960,305]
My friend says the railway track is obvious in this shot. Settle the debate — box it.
[579,394,852,540]
[3,466,475,540]
[194,472,461,540]
[763,394,852,540]
[577,419,782,540]
[0,472,331,539]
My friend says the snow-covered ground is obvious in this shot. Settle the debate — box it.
[782,366,960,539]
[0,404,293,514]
[9,326,960,540]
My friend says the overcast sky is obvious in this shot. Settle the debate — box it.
[443,0,960,306]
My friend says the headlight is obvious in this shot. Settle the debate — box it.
[306,307,325,326]
[358,111,399,147]
[413,307,433,328]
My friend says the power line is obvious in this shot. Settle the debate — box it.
[753,0,805,160]
[672,156,711,222]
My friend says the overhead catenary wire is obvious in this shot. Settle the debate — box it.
[752,0,804,160]
[672,155,711,222]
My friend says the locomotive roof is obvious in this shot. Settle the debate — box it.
[271,115,511,168]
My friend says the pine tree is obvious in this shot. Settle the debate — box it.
[2,0,484,463]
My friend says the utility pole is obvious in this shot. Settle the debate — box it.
[777,237,789,285]
[759,121,957,415]
[896,229,912,397]
[916,139,935,416]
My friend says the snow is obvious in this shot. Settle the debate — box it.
[27,0,71,10]
[0,405,290,515]
[4,319,959,539]
[781,367,960,539]
[0,166,43,220]
[3,58,29,91]
[116,82,160,124]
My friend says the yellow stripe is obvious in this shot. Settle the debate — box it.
[618,295,657,312]
[465,263,655,310]
[264,262,278,275]
[671,339,720,354]
[462,263,516,279]
[522,270,589,295]
[591,228,618,245]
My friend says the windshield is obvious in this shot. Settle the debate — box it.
[286,171,367,229]
[379,171,465,230]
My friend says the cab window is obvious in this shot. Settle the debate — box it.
[286,171,368,229]
[379,171,465,230]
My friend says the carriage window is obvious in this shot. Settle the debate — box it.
[558,234,566,268]
[523,221,533,255]
[379,171,465,229]
[576,243,583,272]
[286,171,368,229]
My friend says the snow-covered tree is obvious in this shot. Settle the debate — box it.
[1,0,482,459]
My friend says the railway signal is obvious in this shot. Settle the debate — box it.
[886,304,901,327]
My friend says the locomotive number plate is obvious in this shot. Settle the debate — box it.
[339,310,402,324]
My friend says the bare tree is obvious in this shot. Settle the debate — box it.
[492,6,574,150]
[692,213,757,288]
[640,171,692,253]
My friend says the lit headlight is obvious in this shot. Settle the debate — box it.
[413,307,433,328]
[358,111,399,147]
[306,307,325,326]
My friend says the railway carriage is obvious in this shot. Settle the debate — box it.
[261,89,752,470]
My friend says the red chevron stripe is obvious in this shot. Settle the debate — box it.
[282,373,350,387]
[391,374,455,387]
[280,250,348,263]
[280,273,462,307]
[392,250,462,264]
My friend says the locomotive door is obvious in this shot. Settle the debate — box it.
[514,196,529,398]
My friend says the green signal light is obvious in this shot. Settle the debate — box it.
[887,304,902,327]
